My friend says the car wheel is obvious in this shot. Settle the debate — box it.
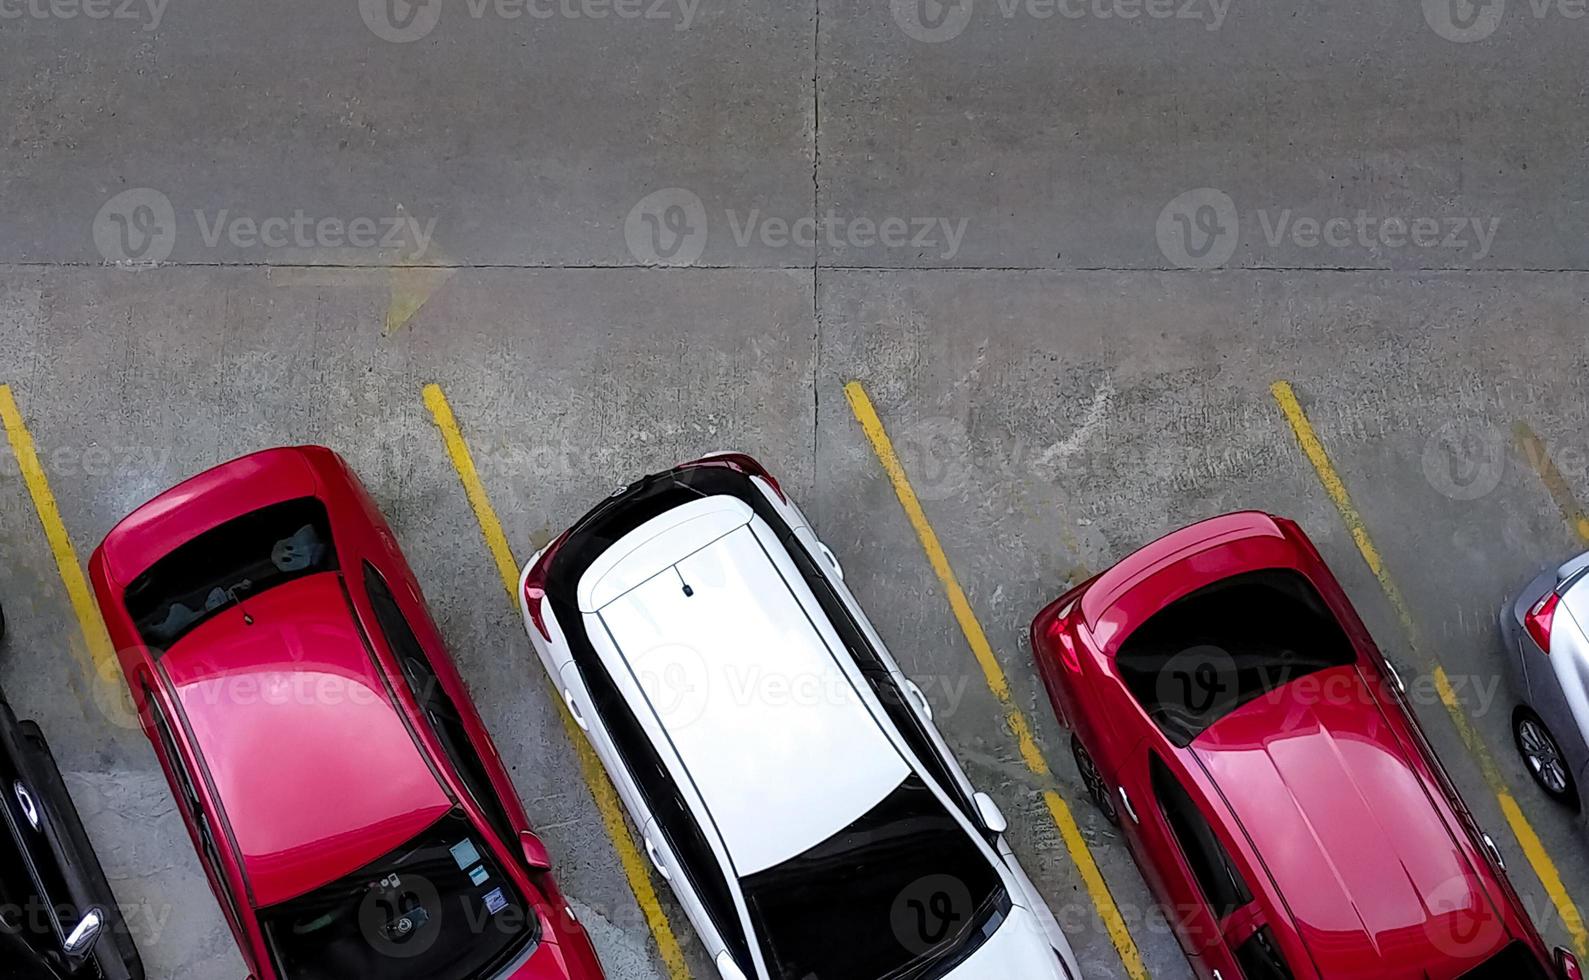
[1514,709,1580,812]
[1070,734,1118,826]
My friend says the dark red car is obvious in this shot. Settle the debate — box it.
[88,447,604,980]
[1030,512,1581,980]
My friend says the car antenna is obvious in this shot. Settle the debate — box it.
[228,581,256,626]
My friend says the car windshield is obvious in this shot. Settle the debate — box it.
[259,808,537,980]
[740,776,1005,980]
[1114,568,1357,746]
[124,497,336,652]
[1457,941,1551,979]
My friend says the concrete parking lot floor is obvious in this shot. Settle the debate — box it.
[5,1,1589,978]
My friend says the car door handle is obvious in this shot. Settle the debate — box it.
[564,691,588,731]
[644,836,671,881]
[1118,786,1139,824]
[817,541,844,580]
[903,679,933,721]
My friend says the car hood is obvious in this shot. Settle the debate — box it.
[1192,666,1511,977]
[940,905,1071,979]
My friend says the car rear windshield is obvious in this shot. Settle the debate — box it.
[259,808,536,980]
[1458,941,1550,979]
[740,776,1005,980]
[123,497,336,652]
[1114,568,1357,746]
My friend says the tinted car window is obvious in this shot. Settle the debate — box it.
[362,564,518,849]
[572,647,756,968]
[126,498,336,651]
[1234,926,1294,979]
[259,808,535,980]
[1150,755,1252,919]
[1458,941,1551,979]
[740,776,1005,980]
[144,685,249,951]
[1116,568,1356,745]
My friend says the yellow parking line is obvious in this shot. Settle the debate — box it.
[1515,422,1589,545]
[0,385,120,688]
[844,381,1150,980]
[422,383,691,980]
[1271,381,1588,956]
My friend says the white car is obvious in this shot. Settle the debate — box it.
[518,453,1082,980]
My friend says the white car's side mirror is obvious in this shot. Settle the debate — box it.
[974,792,1009,835]
[716,951,750,980]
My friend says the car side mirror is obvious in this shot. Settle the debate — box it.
[974,792,1008,835]
[61,907,104,962]
[519,830,553,871]
[715,951,749,980]
[1555,946,1583,980]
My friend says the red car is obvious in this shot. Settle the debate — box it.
[1030,512,1581,980]
[88,447,604,980]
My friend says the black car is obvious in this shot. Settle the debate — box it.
[0,602,143,980]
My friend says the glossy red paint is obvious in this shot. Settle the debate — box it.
[162,572,454,906]
[89,446,604,980]
[1031,512,1560,980]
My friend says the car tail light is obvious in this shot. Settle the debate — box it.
[1557,947,1583,980]
[681,452,786,502]
[1527,592,1561,654]
[523,530,571,642]
[1045,606,1082,673]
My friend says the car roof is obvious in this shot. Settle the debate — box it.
[160,571,453,907]
[585,495,910,876]
[1192,666,1511,976]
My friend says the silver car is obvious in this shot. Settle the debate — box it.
[1500,551,1589,811]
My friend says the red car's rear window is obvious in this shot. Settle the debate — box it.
[1114,568,1356,746]
[123,497,336,653]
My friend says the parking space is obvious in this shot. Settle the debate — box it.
[815,269,1589,970]
[5,261,1589,980]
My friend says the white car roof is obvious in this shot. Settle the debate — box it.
[584,496,909,876]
